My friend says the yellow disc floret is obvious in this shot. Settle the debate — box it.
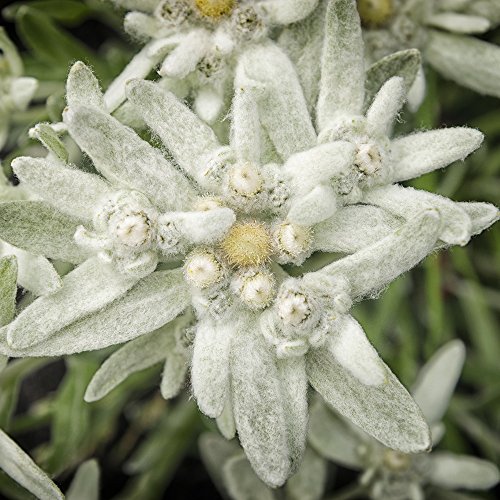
[221,222,272,267]
[195,0,235,18]
[357,0,394,27]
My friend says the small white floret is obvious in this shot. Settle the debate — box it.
[232,269,275,310]
[228,162,263,197]
[277,289,311,326]
[274,222,311,258]
[184,250,224,288]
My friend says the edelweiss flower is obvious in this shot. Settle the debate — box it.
[358,0,500,98]
[0,28,38,150]
[104,0,318,121]
[0,59,436,488]
[244,0,499,246]
[309,341,500,499]
[0,31,496,487]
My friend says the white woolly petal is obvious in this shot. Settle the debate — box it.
[287,184,338,226]
[10,77,38,111]
[277,356,308,474]
[426,13,490,34]
[317,208,441,300]
[284,141,356,196]
[390,128,484,183]
[194,86,224,125]
[230,312,291,487]
[258,0,319,24]
[306,346,431,453]
[277,2,326,112]
[366,76,406,138]
[317,0,365,131]
[192,317,233,418]
[458,202,499,236]
[103,41,167,112]
[1,243,61,297]
[12,156,112,220]
[308,398,363,469]
[284,447,327,500]
[0,27,23,76]
[66,460,99,500]
[429,453,499,490]
[160,351,188,400]
[7,258,137,349]
[158,29,209,79]
[0,270,190,357]
[28,123,68,162]
[330,316,387,386]
[0,430,64,500]
[411,340,465,425]
[222,454,275,500]
[84,324,176,402]
[364,49,421,112]
[239,43,316,160]
[0,200,90,264]
[0,255,16,328]
[64,105,195,211]
[66,61,104,110]
[126,79,221,185]
[232,62,264,164]
[216,398,236,440]
[364,185,472,246]
[161,208,235,245]
[407,65,426,112]
[312,205,400,254]
[124,11,167,39]
[425,30,500,98]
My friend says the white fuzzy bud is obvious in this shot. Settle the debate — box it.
[94,190,157,250]
[277,289,311,327]
[232,268,275,310]
[355,142,382,176]
[109,212,153,247]
[228,162,262,197]
[184,249,224,289]
[274,222,312,260]
[194,196,224,211]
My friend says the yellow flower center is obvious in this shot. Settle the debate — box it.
[357,0,394,27]
[221,222,272,267]
[195,0,235,18]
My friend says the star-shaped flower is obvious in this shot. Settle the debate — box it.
[240,0,499,246]
[309,341,500,499]
[103,0,319,122]
[0,24,496,486]
[358,0,500,99]
[0,59,444,488]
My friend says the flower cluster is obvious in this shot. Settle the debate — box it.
[0,0,498,492]
[308,341,500,499]
[198,342,500,500]
[104,0,318,121]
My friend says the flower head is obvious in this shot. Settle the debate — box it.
[358,0,500,99]
[103,0,319,121]
[0,22,497,490]
[309,341,500,499]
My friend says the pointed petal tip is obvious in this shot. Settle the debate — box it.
[69,60,88,73]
